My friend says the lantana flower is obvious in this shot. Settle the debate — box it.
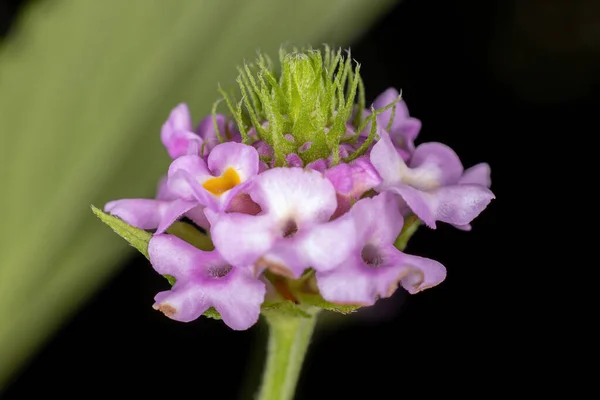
[98,45,494,332]
[371,129,495,228]
[149,234,265,330]
[104,175,209,231]
[206,167,356,278]
[165,141,260,217]
[161,103,237,159]
[316,192,446,305]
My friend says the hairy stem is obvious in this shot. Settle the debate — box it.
[256,309,319,400]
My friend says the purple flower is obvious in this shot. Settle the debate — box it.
[165,142,260,221]
[325,156,382,217]
[374,88,421,157]
[316,192,446,305]
[96,47,497,333]
[452,162,492,231]
[326,156,382,199]
[161,103,233,159]
[361,88,422,161]
[149,234,265,330]
[104,176,208,231]
[206,167,356,278]
[370,130,494,228]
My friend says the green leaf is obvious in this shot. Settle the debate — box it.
[90,205,151,259]
[0,0,394,388]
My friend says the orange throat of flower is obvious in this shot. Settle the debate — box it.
[202,167,242,196]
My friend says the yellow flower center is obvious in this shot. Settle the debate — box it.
[202,167,241,196]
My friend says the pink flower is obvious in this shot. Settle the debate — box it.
[370,130,495,228]
[149,234,265,330]
[104,175,208,231]
[206,167,355,278]
[161,142,259,231]
[161,103,236,159]
[316,192,446,305]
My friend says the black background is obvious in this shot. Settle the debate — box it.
[1,0,596,398]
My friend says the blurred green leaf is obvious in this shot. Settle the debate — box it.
[91,205,151,259]
[0,0,393,388]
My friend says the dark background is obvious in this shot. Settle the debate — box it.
[2,0,596,398]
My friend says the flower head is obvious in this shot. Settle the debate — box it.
[98,45,494,330]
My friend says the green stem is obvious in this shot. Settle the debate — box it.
[257,310,319,400]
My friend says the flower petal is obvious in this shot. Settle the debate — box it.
[316,254,376,306]
[249,167,337,223]
[298,213,356,272]
[324,163,354,194]
[156,175,177,201]
[410,142,464,187]
[373,87,402,129]
[393,118,421,153]
[207,267,266,330]
[306,159,328,172]
[367,245,446,297]
[388,183,495,228]
[316,244,446,305]
[370,87,421,153]
[104,199,170,230]
[348,157,382,197]
[207,142,259,181]
[160,103,202,159]
[184,205,210,230]
[167,154,211,201]
[206,209,276,267]
[153,284,210,323]
[370,129,406,190]
[155,199,199,234]
[255,240,309,278]
[149,234,204,277]
[453,224,472,231]
[459,162,491,188]
[350,192,403,244]
[286,153,304,167]
[227,193,261,215]
[390,249,447,294]
[195,114,227,154]
[253,140,274,160]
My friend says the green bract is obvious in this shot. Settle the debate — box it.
[216,46,395,166]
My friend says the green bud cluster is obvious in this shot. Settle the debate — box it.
[215,45,396,167]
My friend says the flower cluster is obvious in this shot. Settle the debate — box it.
[103,47,494,330]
